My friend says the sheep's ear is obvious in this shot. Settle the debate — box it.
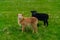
[22,14,23,16]
[17,14,18,16]
[17,14,19,16]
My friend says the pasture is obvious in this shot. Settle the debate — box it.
[0,0,60,40]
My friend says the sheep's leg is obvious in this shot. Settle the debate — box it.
[44,20,48,26]
[32,24,38,33]
[46,20,48,26]
[22,25,25,32]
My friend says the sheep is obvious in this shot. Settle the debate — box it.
[18,14,38,33]
[31,11,49,26]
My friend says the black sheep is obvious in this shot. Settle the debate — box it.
[31,11,49,26]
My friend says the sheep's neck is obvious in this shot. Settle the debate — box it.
[19,18,24,23]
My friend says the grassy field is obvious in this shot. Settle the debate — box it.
[0,0,60,40]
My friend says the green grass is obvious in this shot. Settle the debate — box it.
[0,0,60,40]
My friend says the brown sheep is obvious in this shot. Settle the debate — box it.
[18,14,38,33]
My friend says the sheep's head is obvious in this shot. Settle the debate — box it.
[18,14,23,20]
[31,11,37,16]
[31,11,37,13]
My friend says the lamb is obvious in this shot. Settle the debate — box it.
[18,14,38,33]
[31,11,49,26]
